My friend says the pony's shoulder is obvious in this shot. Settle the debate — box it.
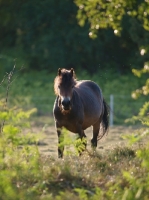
[76,80,98,87]
[75,80,102,94]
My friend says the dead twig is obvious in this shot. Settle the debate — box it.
[0,66,16,134]
[0,65,25,135]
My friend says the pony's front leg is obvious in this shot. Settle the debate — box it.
[56,123,64,158]
[76,129,87,155]
[57,128,64,158]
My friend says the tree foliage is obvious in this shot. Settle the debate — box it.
[0,0,149,74]
[74,0,149,71]
[75,0,149,124]
[74,0,149,36]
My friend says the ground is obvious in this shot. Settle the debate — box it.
[31,116,139,157]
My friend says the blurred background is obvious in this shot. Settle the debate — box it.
[0,0,148,125]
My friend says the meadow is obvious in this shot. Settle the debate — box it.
[0,68,147,124]
[0,68,149,199]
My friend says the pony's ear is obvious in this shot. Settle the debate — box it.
[70,68,74,76]
[58,68,61,76]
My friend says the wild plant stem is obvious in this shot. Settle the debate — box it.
[0,66,15,135]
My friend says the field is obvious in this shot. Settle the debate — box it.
[28,116,149,200]
[33,116,139,157]
[0,69,149,199]
[1,102,148,200]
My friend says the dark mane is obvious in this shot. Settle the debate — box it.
[54,68,77,95]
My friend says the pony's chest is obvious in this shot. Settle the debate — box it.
[62,121,78,133]
[55,112,79,133]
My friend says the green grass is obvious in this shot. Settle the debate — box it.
[0,70,149,199]
[0,68,148,124]
[1,131,149,200]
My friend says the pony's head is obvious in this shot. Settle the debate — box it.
[54,68,76,113]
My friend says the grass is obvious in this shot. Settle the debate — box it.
[1,142,147,200]
[0,68,148,124]
[0,104,148,199]
[0,68,149,199]
[0,114,148,199]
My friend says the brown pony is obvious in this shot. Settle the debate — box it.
[53,68,109,158]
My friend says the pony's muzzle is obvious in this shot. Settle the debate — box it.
[61,97,71,110]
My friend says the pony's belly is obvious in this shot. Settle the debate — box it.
[82,116,101,130]
[63,120,93,133]
[60,119,83,133]
[63,123,78,133]
[59,115,99,133]
[82,123,93,130]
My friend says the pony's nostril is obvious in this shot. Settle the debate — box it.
[62,98,70,107]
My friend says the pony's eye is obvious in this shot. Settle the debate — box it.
[58,85,60,89]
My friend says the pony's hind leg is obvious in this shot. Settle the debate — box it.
[91,120,100,150]
[81,130,87,150]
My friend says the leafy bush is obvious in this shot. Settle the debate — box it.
[0,99,41,199]
[126,66,149,125]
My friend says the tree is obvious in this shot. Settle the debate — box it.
[74,0,149,72]
[74,0,149,37]
[0,0,149,73]
[74,0,149,122]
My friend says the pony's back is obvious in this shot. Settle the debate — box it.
[74,80,103,116]
[72,80,104,129]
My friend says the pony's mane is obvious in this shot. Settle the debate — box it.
[54,68,77,95]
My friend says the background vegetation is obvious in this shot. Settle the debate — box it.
[0,0,148,124]
[0,69,147,124]
[0,0,149,74]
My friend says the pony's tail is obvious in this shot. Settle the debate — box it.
[98,99,109,140]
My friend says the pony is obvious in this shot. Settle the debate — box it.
[53,68,109,158]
